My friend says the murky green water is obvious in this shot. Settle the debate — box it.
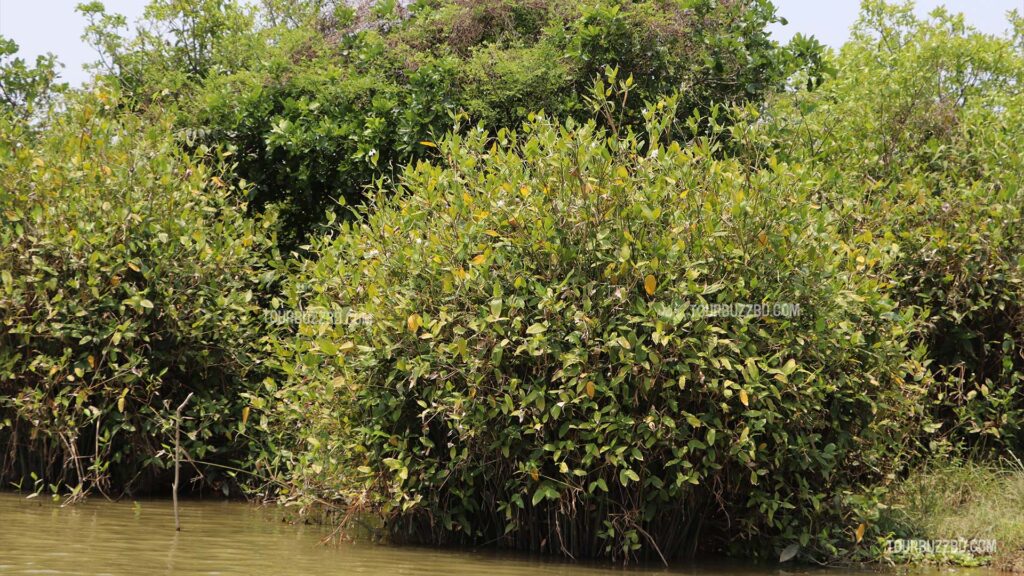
[0,491,985,576]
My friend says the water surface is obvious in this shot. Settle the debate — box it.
[0,492,984,576]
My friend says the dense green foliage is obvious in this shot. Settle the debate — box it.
[1,0,1023,567]
[81,0,822,246]
[756,2,1024,454]
[0,89,278,496]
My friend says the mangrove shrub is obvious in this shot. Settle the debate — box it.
[267,101,926,562]
[0,89,279,496]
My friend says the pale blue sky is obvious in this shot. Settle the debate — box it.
[1,0,1022,85]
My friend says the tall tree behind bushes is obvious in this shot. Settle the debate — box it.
[0,36,66,122]
[79,0,825,247]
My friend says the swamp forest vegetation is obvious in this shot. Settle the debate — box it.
[0,0,1023,570]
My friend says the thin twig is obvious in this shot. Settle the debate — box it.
[173,392,194,531]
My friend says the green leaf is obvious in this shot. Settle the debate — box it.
[619,468,640,486]
[526,323,547,335]
[532,481,558,505]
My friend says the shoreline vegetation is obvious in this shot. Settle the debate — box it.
[1,0,1022,571]
[881,461,1024,572]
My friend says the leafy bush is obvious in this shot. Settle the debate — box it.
[0,89,279,496]
[267,100,924,562]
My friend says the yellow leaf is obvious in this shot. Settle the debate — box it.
[211,176,226,188]
[127,262,140,272]
[585,382,596,399]
[87,355,95,369]
[470,253,487,266]
[242,406,250,425]
[643,274,657,296]
[855,522,866,543]
[484,229,500,237]
[739,390,749,407]
[758,231,768,247]
[110,275,121,287]
[338,341,355,353]
[101,165,112,176]
[407,313,423,333]
[117,397,125,413]
[529,469,539,481]
[419,141,438,148]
